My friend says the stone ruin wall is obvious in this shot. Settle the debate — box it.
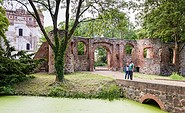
[44,31,185,76]
[136,39,162,75]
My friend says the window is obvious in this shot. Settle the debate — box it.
[125,44,134,55]
[77,42,86,55]
[26,43,30,50]
[143,47,153,58]
[19,29,23,36]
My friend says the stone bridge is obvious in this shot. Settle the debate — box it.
[116,79,185,113]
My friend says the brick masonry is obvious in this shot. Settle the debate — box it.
[116,79,185,113]
[35,33,185,76]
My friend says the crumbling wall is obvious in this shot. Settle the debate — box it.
[36,35,185,76]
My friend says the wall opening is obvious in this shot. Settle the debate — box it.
[169,48,174,64]
[142,99,161,109]
[125,44,133,55]
[135,67,140,72]
[143,47,153,58]
[71,42,74,54]
[94,46,110,71]
[77,41,86,55]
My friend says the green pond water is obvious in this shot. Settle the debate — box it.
[0,96,167,113]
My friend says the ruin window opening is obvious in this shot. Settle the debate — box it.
[143,47,153,58]
[77,41,86,55]
[19,28,23,36]
[94,46,109,70]
[169,48,175,64]
[125,44,133,55]
[71,42,74,54]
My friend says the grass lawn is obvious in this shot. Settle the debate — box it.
[14,72,120,100]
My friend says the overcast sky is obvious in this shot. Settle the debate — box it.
[43,9,136,27]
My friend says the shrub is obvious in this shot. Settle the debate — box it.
[0,86,14,95]
[170,72,184,80]
[97,84,121,101]
[0,41,42,95]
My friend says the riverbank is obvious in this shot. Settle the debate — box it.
[13,72,121,100]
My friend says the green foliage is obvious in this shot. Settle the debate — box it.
[0,86,14,95]
[40,26,53,43]
[14,72,123,100]
[58,8,134,39]
[0,5,9,41]
[0,42,43,94]
[94,47,107,67]
[94,62,107,67]
[143,48,147,58]
[170,72,184,80]
[49,82,121,101]
[97,84,121,101]
[125,44,133,55]
[138,0,185,43]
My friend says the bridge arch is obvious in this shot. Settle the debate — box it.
[140,94,165,110]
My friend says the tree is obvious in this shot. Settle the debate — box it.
[59,8,135,39]
[6,0,127,82]
[133,0,185,73]
[0,2,9,48]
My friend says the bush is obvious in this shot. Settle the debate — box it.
[170,72,184,80]
[0,41,42,95]
[97,84,121,101]
[0,86,14,95]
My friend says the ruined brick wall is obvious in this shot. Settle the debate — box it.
[179,44,185,76]
[160,43,175,75]
[39,35,185,76]
[136,39,162,75]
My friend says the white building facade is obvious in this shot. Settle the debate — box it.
[5,7,44,53]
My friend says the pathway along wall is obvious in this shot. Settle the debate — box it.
[38,33,185,76]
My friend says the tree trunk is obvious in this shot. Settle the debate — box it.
[54,50,65,82]
[174,36,180,73]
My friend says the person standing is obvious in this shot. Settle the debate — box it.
[129,61,134,80]
[124,63,129,79]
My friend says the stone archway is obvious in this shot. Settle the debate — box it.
[90,42,113,71]
[140,94,165,110]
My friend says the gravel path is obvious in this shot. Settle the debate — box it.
[90,71,185,87]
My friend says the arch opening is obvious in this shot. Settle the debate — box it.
[94,46,111,71]
[125,44,134,55]
[142,98,161,108]
[140,94,165,110]
[124,43,135,65]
